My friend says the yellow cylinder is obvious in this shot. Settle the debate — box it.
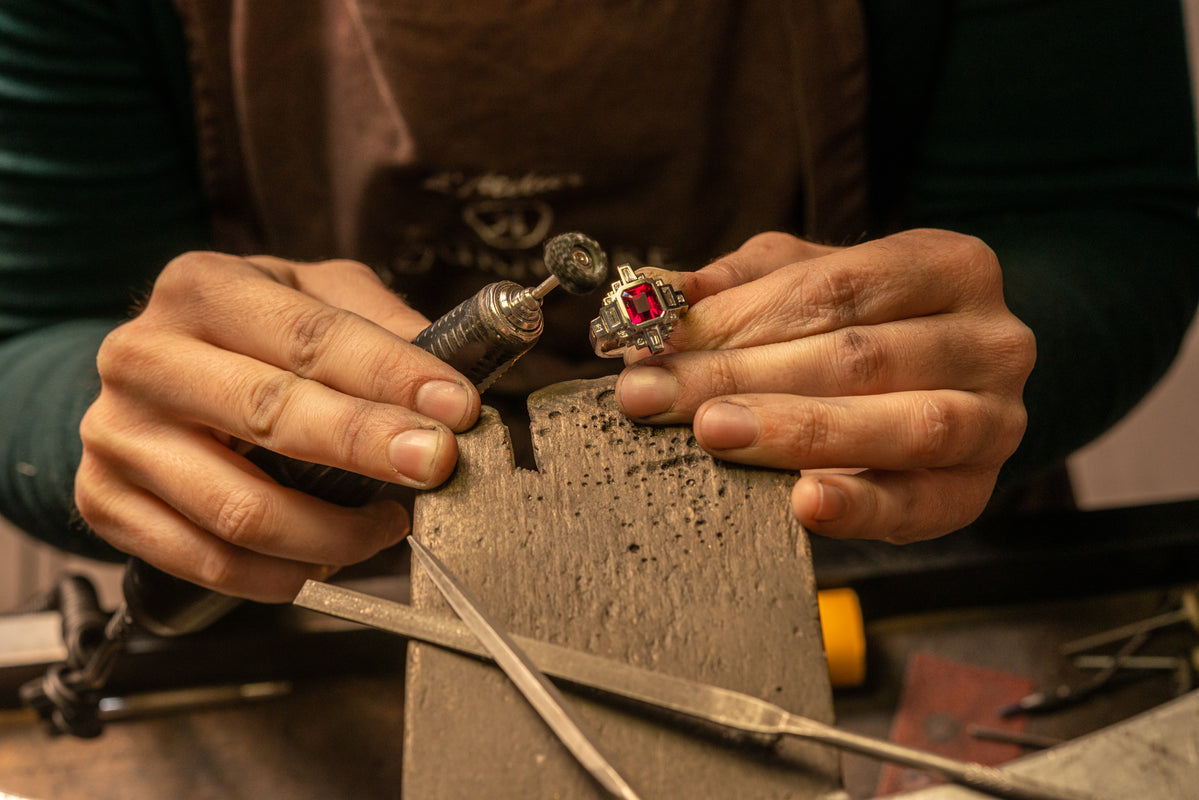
[818,587,867,688]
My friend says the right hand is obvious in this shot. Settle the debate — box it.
[75,252,481,602]
[616,230,1034,545]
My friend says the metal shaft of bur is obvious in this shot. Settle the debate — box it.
[528,274,561,301]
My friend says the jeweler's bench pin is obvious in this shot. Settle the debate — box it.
[408,537,641,800]
[589,265,689,358]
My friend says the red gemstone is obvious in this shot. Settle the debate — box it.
[621,283,663,324]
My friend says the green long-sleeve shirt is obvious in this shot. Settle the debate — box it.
[2,0,1197,558]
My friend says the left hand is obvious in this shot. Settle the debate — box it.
[615,229,1035,544]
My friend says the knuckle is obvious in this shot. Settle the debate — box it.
[785,406,830,461]
[887,485,924,544]
[710,232,798,279]
[161,249,225,278]
[358,353,415,406]
[884,526,935,547]
[72,460,109,528]
[960,233,1000,273]
[912,396,959,462]
[72,457,143,545]
[156,251,206,290]
[996,319,1037,379]
[900,228,1003,291]
[194,544,240,593]
[905,227,992,261]
[845,479,919,546]
[926,227,990,256]
[285,304,347,377]
[95,325,146,384]
[703,251,747,281]
[882,528,918,547]
[995,401,1029,461]
[1016,324,1037,373]
[703,354,745,399]
[244,372,303,441]
[799,264,860,328]
[740,230,833,263]
[77,403,107,451]
[157,251,235,306]
[329,399,382,465]
[94,335,120,382]
[742,231,799,254]
[943,231,1002,292]
[880,488,983,546]
[832,328,886,389]
[346,506,406,564]
[211,486,271,548]
[77,401,130,468]
[913,392,1025,468]
[321,258,381,282]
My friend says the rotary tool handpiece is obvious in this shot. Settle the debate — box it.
[121,232,608,637]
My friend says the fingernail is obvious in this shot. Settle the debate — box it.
[697,402,759,450]
[813,479,847,522]
[618,366,678,418]
[388,428,445,484]
[415,380,473,429]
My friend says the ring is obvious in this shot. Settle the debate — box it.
[589,264,688,358]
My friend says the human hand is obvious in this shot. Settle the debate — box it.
[75,253,480,601]
[615,230,1035,543]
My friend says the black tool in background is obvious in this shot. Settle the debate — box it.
[20,232,608,736]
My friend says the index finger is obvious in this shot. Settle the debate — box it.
[685,232,839,305]
[677,229,1001,353]
[619,235,837,365]
[248,255,435,342]
[164,253,479,430]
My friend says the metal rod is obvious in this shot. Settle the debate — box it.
[1073,654,1184,671]
[781,716,1091,800]
[968,725,1065,751]
[294,581,1103,800]
[1060,608,1192,655]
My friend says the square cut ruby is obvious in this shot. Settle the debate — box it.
[621,282,663,325]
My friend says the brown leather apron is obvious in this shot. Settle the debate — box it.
[172,0,868,390]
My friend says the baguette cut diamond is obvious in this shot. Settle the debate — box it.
[590,264,689,357]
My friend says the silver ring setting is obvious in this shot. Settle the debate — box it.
[589,265,688,358]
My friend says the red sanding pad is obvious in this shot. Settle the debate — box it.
[876,652,1035,796]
